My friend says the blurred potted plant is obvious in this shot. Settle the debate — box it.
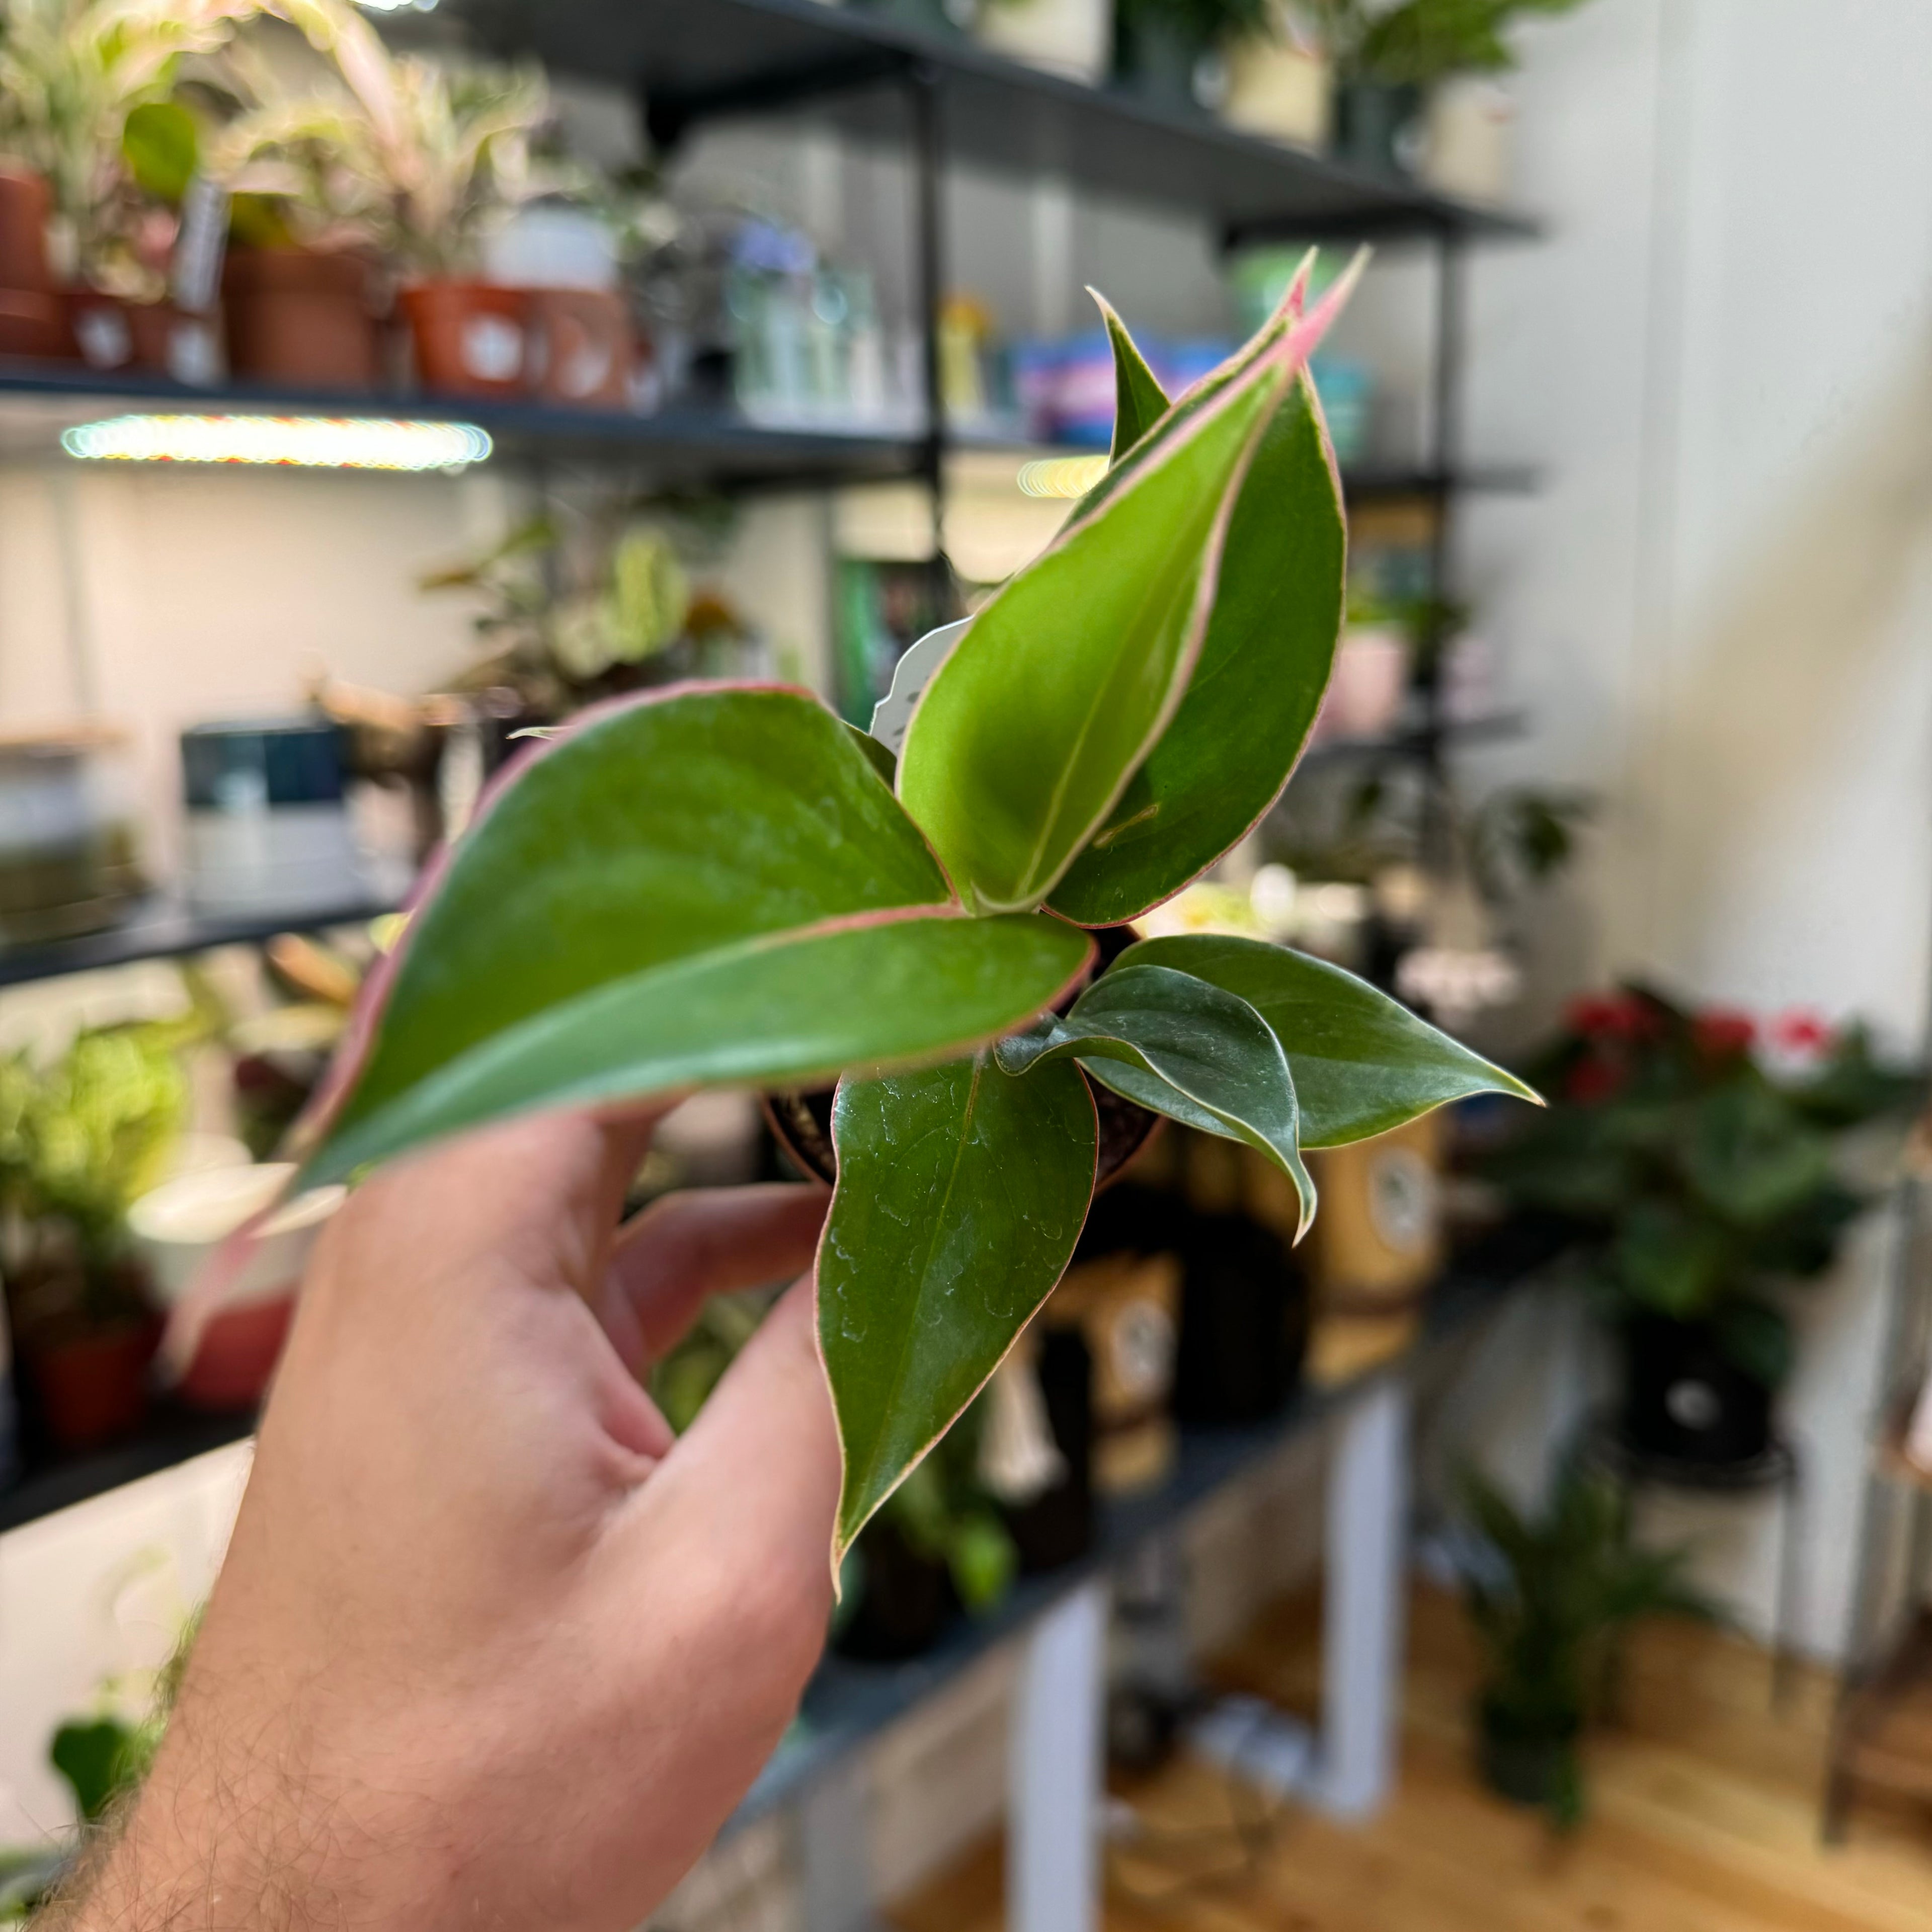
[1460,1463,1711,1827]
[0,1018,194,1450]
[1489,987,1920,1470]
[977,0,1113,85]
[0,0,256,370]
[1300,0,1589,181]
[1112,0,1271,114]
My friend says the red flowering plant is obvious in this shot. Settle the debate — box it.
[1488,984,1920,1400]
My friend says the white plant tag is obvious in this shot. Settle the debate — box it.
[171,176,229,314]
[869,617,970,756]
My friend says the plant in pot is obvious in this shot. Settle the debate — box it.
[1297,0,1589,180]
[1460,1462,1711,1827]
[1489,986,1920,1471]
[0,1018,193,1452]
[1113,0,1272,114]
[0,0,261,372]
[214,9,558,399]
[261,256,1537,1577]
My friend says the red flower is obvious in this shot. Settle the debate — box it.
[1565,1054,1626,1104]
[1566,992,1653,1042]
[1771,1008,1833,1055]
[1693,1009,1756,1058]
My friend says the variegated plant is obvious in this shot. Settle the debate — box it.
[296,255,1535,1566]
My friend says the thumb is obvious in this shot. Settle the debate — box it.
[650,1276,842,1602]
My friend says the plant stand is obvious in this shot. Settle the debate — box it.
[1579,1417,1805,1712]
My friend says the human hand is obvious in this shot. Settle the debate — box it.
[57,1111,838,1932]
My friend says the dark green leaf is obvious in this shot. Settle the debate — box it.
[1611,1202,1729,1319]
[1096,290,1171,461]
[1712,1294,1794,1389]
[305,689,1092,1184]
[1116,933,1537,1145]
[820,1051,1096,1559]
[997,961,1314,1235]
[1050,369,1346,925]
[50,1718,140,1822]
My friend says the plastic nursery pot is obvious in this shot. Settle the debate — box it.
[222,248,378,390]
[67,292,219,385]
[0,168,72,361]
[1475,1697,1582,1813]
[1000,1323,1095,1573]
[1616,1313,1775,1469]
[400,281,530,399]
[1331,79,1425,176]
[832,1518,958,1662]
[765,923,1162,1187]
[525,288,633,408]
[1172,1210,1308,1427]
[28,1310,161,1454]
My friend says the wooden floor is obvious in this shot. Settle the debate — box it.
[888,1586,1932,1932]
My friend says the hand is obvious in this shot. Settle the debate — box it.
[57,1111,838,1932]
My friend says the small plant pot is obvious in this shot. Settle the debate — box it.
[1616,1313,1774,1468]
[400,280,530,398]
[28,1315,160,1453]
[0,166,56,294]
[1173,1211,1307,1426]
[1332,79,1424,176]
[1002,1322,1096,1572]
[67,292,219,384]
[0,288,73,360]
[525,287,633,408]
[1113,15,1215,114]
[222,247,378,390]
[833,1518,958,1661]
[1476,1700,1581,1812]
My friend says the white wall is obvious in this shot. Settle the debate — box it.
[1459,0,1932,1652]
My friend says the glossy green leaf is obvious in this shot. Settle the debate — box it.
[820,1051,1097,1559]
[897,344,1300,915]
[1118,934,1538,1147]
[997,962,1314,1235]
[1049,366,1346,924]
[1097,289,1172,461]
[303,687,1093,1183]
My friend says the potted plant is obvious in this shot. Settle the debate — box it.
[977,0,1113,85]
[1113,0,1272,113]
[1460,1463,1711,1826]
[1298,0,1590,180]
[1489,987,1919,1470]
[0,1019,193,1451]
[270,258,1537,1577]
[0,0,257,374]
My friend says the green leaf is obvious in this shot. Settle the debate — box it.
[1117,934,1537,1146]
[305,688,1092,1184]
[997,961,1314,1236]
[50,1717,140,1823]
[1096,290,1171,461]
[1050,366,1346,925]
[898,314,1323,914]
[122,101,200,205]
[820,1051,1096,1561]
[1611,1202,1729,1319]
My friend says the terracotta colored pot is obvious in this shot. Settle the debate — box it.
[0,287,73,360]
[223,247,377,389]
[67,291,220,384]
[30,1316,159,1453]
[400,280,529,399]
[525,287,632,408]
[0,167,55,294]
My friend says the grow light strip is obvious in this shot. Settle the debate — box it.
[60,414,492,471]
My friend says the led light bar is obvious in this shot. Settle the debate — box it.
[60,414,492,471]
[1016,454,1108,499]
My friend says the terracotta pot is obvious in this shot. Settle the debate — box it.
[525,287,632,408]
[0,167,55,293]
[30,1316,159,1453]
[67,291,220,383]
[0,287,73,360]
[223,247,377,389]
[400,281,529,399]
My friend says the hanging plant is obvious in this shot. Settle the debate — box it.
[291,254,1536,1568]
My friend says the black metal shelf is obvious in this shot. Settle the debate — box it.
[732,1219,1562,1828]
[0,364,929,488]
[0,892,396,990]
[456,0,1535,242]
[0,1404,255,1536]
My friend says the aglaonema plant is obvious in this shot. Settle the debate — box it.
[293,249,1536,1569]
